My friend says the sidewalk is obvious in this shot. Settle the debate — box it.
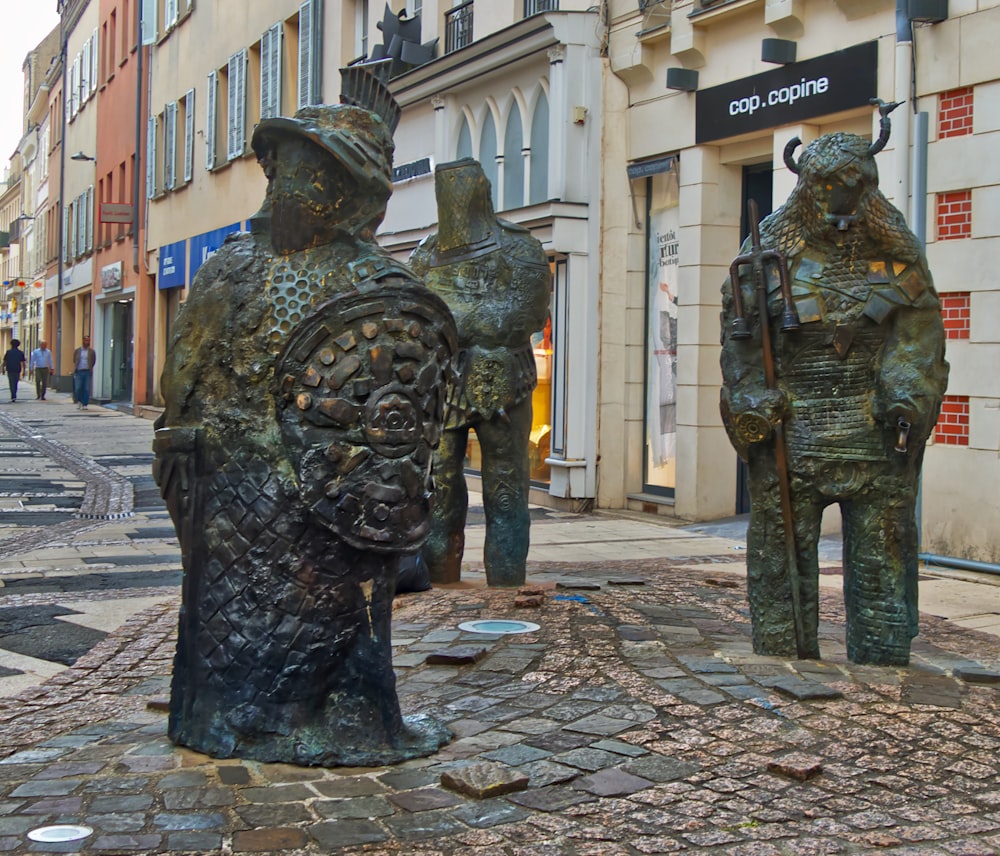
[1,395,1000,853]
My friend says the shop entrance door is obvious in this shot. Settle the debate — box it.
[105,300,134,402]
[735,163,773,514]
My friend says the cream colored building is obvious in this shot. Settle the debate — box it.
[380,0,604,504]
[604,0,999,562]
[0,168,23,354]
[143,0,329,401]
[52,0,102,376]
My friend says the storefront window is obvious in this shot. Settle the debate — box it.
[644,161,679,494]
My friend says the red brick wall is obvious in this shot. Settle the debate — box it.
[939,87,974,138]
[935,395,970,446]
[937,191,972,241]
[940,292,971,340]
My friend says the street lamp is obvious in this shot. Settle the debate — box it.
[71,151,95,162]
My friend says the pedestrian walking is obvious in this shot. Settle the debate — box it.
[1,339,27,403]
[72,335,96,410]
[29,340,54,400]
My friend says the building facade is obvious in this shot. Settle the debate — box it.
[92,0,153,405]
[604,0,1000,561]
[47,0,102,387]
[379,0,604,505]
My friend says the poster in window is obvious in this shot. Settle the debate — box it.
[646,165,679,488]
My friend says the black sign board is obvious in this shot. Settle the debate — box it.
[392,157,432,183]
[627,154,678,181]
[695,41,878,145]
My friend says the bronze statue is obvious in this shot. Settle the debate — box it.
[720,101,948,666]
[409,160,551,587]
[152,63,456,765]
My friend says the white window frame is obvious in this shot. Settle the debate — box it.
[165,0,179,28]
[163,101,177,190]
[227,48,247,161]
[298,0,321,108]
[85,186,94,253]
[355,0,369,59]
[261,22,282,120]
[183,88,195,182]
[90,29,99,96]
[81,40,91,101]
[71,54,81,117]
[146,114,157,198]
[205,70,217,169]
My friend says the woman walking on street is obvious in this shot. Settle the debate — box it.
[1,339,27,403]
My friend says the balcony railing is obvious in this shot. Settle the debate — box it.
[524,0,558,16]
[445,1,474,54]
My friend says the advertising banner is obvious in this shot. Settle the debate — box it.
[158,239,187,290]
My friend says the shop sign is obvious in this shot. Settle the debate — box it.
[159,239,188,290]
[392,157,433,184]
[627,155,678,181]
[100,261,123,293]
[188,223,241,282]
[695,41,878,144]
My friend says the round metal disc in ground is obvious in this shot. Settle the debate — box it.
[458,619,540,635]
[27,825,94,843]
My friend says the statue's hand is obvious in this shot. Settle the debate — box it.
[721,388,788,457]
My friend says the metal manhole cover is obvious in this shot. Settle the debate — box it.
[458,619,540,635]
[27,825,94,843]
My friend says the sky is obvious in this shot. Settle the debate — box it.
[0,2,61,165]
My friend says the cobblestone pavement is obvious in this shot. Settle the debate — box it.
[2,397,1000,854]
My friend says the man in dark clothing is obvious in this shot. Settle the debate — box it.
[1,339,27,402]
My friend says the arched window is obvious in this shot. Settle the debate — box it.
[503,106,524,210]
[480,110,499,210]
[457,115,472,159]
[530,92,550,204]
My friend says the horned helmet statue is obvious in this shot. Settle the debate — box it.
[781,99,902,228]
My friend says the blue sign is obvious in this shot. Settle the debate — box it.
[158,239,187,289]
[188,222,242,281]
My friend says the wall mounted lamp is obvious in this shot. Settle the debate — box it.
[907,0,947,22]
[71,151,95,162]
[666,67,699,92]
[762,38,797,64]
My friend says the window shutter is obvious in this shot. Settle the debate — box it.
[183,88,195,182]
[76,194,85,257]
[81,41,91,101]
[227,49,247,161]
[86,186,94,253]
[261,23,282,120]
[166,0,178,27]
[297,0,320,109]
[141,0,157,45]
[90,29,98,95]
[71,55,80,116]
[146,114,157,198]
[205,70,217,169]
[164,101,177,189]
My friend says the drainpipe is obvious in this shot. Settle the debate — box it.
[921,554,1000,576]
[55,23,68,387]
[894,0,912,221]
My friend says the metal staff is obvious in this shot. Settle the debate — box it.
[729,199,809,659]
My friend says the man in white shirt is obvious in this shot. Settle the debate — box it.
[29,340,54,400]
